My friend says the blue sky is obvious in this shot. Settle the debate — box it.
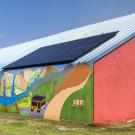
[0,0,134,49]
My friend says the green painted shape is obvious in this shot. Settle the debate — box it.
[60,73,94,124]
[32,81,56,102]
[0,104,17,113]
[18,92,32,108]
[0,104,5,112]
[7,106,17,113]
[32,73,63,102]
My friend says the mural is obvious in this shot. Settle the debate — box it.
[0,62,93,123]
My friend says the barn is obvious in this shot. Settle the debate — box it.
[0,14,135,124]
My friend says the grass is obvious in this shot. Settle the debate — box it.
[0,112,135,135]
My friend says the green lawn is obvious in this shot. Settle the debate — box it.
[0,112,135,135]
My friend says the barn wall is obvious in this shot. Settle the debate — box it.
[94,37,135,124]
[0,63,94,123]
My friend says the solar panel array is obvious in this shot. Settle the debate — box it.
[3,31,117,70]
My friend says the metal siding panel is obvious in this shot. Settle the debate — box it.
[94,38,135,123]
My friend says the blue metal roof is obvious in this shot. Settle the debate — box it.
[0,14,135,70]
[3,32,117,70]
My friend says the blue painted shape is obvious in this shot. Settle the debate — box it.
[0,74,29,106]
[0,71,40,106]
[0,70,58,106]
[0,87,29,106]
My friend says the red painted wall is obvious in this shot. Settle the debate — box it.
[94,38,135,124]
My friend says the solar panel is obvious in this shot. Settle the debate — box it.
[3,31,118,70]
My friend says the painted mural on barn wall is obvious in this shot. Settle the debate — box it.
[0,62,94,123]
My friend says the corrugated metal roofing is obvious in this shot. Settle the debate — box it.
[0,13,135,70]
[73,14,135,64]
[3,32,117,70]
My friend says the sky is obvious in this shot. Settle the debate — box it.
[0,0,135,49]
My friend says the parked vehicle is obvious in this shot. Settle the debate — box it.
[31,96,46,113]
